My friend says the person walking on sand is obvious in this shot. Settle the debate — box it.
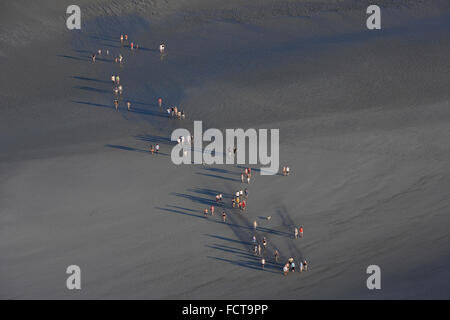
[150,145,155,155]
[261,258,266,270]
[127,101,131,111]
[241,200,246,211]
[294,227,298,239]
[232,198,236,208]
[253,220,257,230]
[290,261,296,272]
[92,53,96,63]
[158,97,163,108]
[203,208,208,218]
[120,34,124,43]
[253,245,258,256]
[274,249,279,262]
[252,235,256,244]
[247,175,251,184]
[303,260,308,271]
[286,166,290,176]
[288,257,294,268]
[222,211,227,223]
[111,75,116,84]
[155,144,160,154]
[244,188,248,199]
[258,244,262,257]
[241,173,245,183]
[299,260,303,272]
[114,99,119,111]
[283,263,289,276]
[210,205,215,216]
[299,225,304,238]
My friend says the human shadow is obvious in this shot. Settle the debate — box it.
[200,167,237,175]
[89,35,118,42]
[137,46,159,53]
[135,134,174,146]
[105,144,147,153]
[207,256,279,273]
[70,100,111,109]
[155,206,206,220]
[206,244,255,260]
[57,54,87,61]
[196,172,240,182]
[171,192,216,206]
[73,85,110,94]
[205,234,250,246]
[188,187,222,198]
[128,107,167,118]
[167,205,198,213]
[105,144,169,156]
[237,165,261,173]
[128,100,155,107]
[72,76,110,84]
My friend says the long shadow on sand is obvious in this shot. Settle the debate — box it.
[71,100,167,119]
[74,85,111,94]
[207,256,279,274]
[200,167,237,175]
[207,242,281,269]
[156,206,290,238]
[135,134,174,146]
[57,54,87,61]
[137,47,159,53]
[205,234,250,246]
[71,100,111,109]
[172,192,216,206]
[128,100,155,107]
[188,187,223,198]
[196,172,240,182]
[128,107,167,118]
[105,144,169,156]
[72,76,111,84]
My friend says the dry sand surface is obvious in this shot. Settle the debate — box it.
[1,0,449,299]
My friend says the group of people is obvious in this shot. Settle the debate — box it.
[91,48,109,62]
[231,188,248,210]
[149,144,160,154]
[283,257,308,276]
[177,135,192,145]
[294,226,304,239]
[167,106,186,119]
[240,167,252,184]
[91,34,168,112]
[93,33,307,277]
[282,166,291,176]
